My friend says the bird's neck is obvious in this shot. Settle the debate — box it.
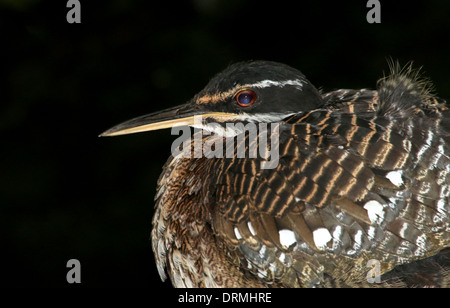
[151,154,263,287]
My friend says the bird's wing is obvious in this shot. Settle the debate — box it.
[208,90,450,287]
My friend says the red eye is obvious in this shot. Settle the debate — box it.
[235,89,257,107]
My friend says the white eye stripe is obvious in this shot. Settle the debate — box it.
[248,79,304,90]
[197,79,304,106]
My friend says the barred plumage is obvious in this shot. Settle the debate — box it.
[102,60,450,287]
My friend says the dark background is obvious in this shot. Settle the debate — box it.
[1,0,449,288]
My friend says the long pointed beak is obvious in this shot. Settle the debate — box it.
[99,103,236,137]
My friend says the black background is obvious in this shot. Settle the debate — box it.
[1,0,449,288]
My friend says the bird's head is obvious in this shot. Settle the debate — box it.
[100,61,323,137]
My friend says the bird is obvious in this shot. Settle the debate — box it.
[101,60,450,288]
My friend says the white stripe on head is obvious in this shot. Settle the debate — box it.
[197,79,305,105]
[249,79,304,90]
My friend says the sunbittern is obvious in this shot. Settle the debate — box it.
[101,61,450,287]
